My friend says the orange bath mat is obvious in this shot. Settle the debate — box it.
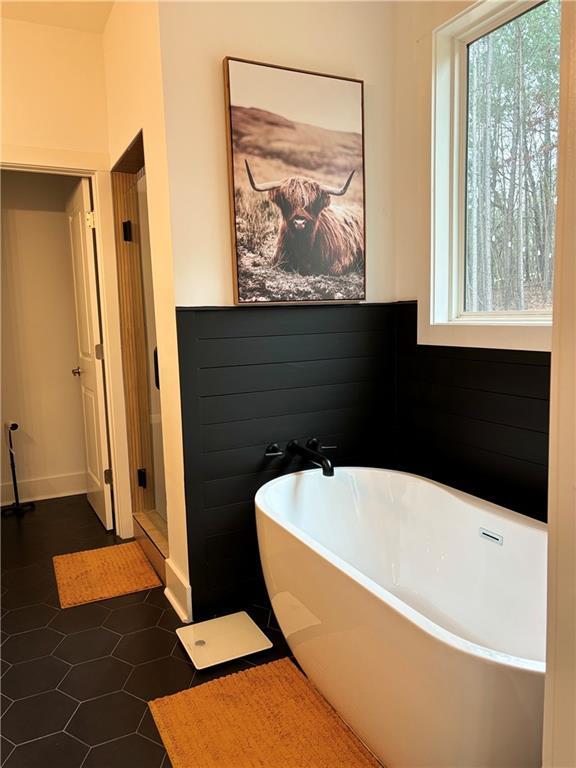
[53,541,161,608]
[149,658,381,768]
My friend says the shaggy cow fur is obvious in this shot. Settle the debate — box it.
[247,169,364,276]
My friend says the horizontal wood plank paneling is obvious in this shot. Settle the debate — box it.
[200,380,381,425]
[405,381,550,434]
[196,330,390,368]
[197,357,387,397]
[177,304,396,617]
[202,406,377,454]
[399,354,550,399]
[191,304,395,338]
[395,302,550,521]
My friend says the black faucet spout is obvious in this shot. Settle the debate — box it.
[286,439,334,477]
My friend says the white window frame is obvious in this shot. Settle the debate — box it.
[431,0,555,339]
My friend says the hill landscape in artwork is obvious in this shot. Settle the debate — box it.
[230,105,365,302]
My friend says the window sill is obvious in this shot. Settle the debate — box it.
[419,311,552,352]
[437,315,553,327]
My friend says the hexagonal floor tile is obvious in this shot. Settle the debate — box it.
[53,627,119,664]
[138,708,163,746]
[59,656,131,700]
[1,579,55,611]
[2,655,69,699]
[156,608,183,633]
[1,737,15,764]
[1,627,62,663]
[49,603,109,634]
[83,733,165,768]
[66,691,146,746]
[2,732,87,768]
[1,562,55,592]
[104,603,163,634]
[2,604,58,635]
[124,657,194,701]
[96,591,150,610]
[114,627,175,666]
[145,589,172,610]
[189,657,252,688]
[1,690,77,744]
[1,694,13,715]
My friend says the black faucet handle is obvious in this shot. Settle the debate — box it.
[306,438,337,452]
[264,442,284,458]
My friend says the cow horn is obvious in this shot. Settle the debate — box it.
[320,170,356,196]
[245,160,282,192]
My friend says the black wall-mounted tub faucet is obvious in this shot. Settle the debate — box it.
[264,443,284,458]
[286,439,334,477]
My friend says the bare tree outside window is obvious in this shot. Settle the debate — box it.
[465,0,561,312]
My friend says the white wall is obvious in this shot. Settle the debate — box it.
[1,18,109,169]
[393,1,469,304]
[102,1,190,620]
[392,0,552,351]
[159,1,397,307]
[1,171,87,502]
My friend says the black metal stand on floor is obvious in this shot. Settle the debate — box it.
[1,423,35,517]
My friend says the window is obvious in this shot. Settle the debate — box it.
[432,0,561,325]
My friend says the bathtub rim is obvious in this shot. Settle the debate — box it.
[255,466,546,675]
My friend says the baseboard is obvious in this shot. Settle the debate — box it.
[1,471,87,504]
[165,557,193,624]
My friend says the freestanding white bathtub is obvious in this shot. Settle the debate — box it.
[255,468,546,768]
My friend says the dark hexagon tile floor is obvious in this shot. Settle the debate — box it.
[2,690,78,744]
[2,655,70,699]
[1,494,287,767]
[67,691,146,746]
[2,732,88,768]
[59,656,131,700]
[103,602,163,635]
[53,626,120,664]
[1,627,63,664]
[2,604,57,635]
[82,733,165,768]
[113,627,176,665]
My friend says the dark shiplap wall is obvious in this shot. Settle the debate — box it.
[395,302,551,520]
[177,301,551,617]
[177,304,397,617]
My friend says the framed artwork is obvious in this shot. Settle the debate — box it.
[224,57,366,304]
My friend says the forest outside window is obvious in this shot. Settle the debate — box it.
[432,0,561,326]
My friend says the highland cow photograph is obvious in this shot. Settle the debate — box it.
[225,58,365,304]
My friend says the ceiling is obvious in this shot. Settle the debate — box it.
[1,1,114,33]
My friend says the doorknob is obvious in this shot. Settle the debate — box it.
[71,367,82,377]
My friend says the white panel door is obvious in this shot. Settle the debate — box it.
[66,179,113,530]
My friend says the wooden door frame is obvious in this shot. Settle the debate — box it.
[110,167,158,521]
[1,161,134,540]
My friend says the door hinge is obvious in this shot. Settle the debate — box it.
[95,343,104,360]
[137,468,147,489]
[104,468,113,485]
[85,210,96,229]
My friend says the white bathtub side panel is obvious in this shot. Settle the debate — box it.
[257,510,544,768]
